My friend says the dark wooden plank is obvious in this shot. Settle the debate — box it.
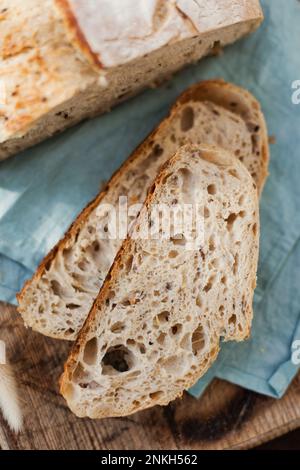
[0,302,299,450]
[256,429,300,450]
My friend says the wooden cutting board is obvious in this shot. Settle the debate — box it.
[0,302,299,450]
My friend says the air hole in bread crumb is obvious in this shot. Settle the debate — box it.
[211,40,222,55]
[156,311,170,324]
[226,213,238,231]
[87,225,95,235]
[73,363,87,382]
[160,355,185,374]
[83,337,98,365]
[111,322,125,334]
[178,167,193,189]
[181,106,194,131]
[169,250,178,258]
[102,345,134,375]
[203,276,215,292]
[153,144,164,157]
[86,380,100,391]
[209,236,216,252]
[50,280,63,296]
[252,223,257,236]
[66,304,81,310]
[207,184,217,195]
[204,207,210,218]
[239,195,245,206]
[192,325,206,356]
[78,259,90,271]
[196,296,202,308]
[228,168,239,179]
[171,324,182,335]
[171,235,186,246]
[229,314,237,326]
[180,333,190,350]
[125,255,134,274]
[127,370,141,379]
[150,391,163,400]
[233,254,239,275]
[65,328,75,336]
[92,241,100,252]
[157,332,166,345]
[132,400,141,408]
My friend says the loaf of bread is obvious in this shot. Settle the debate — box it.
[0,0,263,160]
[17,80,269,340]
[60,144,259,418]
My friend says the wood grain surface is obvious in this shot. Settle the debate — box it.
[0,302,299,450]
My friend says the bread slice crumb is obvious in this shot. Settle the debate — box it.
[60,143,259,419]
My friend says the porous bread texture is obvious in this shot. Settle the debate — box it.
[60,144,259,419]
[17,80,269,341]
[0,0,263,160]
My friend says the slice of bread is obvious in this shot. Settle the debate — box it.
[60,144,259,419]
[17,80,269,341]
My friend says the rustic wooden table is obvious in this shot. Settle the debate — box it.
[1,302,299,450]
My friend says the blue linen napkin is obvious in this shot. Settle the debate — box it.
[0,0,300,399]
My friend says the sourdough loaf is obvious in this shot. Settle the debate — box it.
[0,0,263,160]
[17,80,269,340]
[60,144,259,418]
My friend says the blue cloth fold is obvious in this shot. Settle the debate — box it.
[0,0,299,398]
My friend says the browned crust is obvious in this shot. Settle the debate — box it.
[54,0,103,69]
[17,79,269,336]
[60,144,259,416]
